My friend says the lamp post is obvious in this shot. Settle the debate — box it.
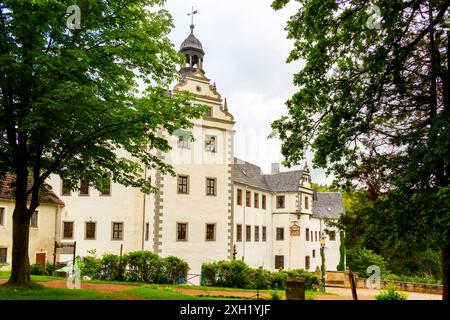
[320,233,326,292]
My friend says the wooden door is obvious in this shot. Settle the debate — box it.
[36,253,46,267]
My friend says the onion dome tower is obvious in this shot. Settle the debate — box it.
[179,21,205,77]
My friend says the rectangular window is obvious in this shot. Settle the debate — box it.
[61,179,71,196]
[276,195,285,209]
[305,256,311,270]
[145,223,149,241]
[112,222,123,240]
[85,222,96,240]
[254,226,259,242]
[177,175,189,194]
[329,230,336,241]
[246,191,251,207]
[63,222,74,239]
[206,224,216,241]
[0,248,6,264]
[262,226,267,242]
[262,195,266,210]
[246,225,251,242]
[30,211,38,228]
[205,135,217,153]
[99,179,111,196]
[306,228,310,241]
[275,255,284,269]
[254,193,259,208]
[177,223,188,241]
[236,224,242,242]
[304,196,309,209]
[0,207,4,226]
[315,231,318,242]
[80,179,89,196]
[237,189,242,205]
[276,227,284,241]
[205,107,213,117]
[311,230,313,242]
[206,178,217,196]
[177,132,190,149]
[312,250,316,258]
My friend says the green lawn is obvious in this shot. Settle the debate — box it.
[0,283,118,300]
[0,271,333,300]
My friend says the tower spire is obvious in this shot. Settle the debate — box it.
[188,6,198,34]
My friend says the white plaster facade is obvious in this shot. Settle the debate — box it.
[0,26,345,279]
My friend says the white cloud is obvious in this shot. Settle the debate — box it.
[164,0,333,185]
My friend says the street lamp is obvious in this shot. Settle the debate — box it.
[320,232,326,292]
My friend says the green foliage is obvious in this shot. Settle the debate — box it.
[161,256,189,284]
[0,0,205,284]
[271,0,450,294]
[201,261,318,291]
[383,274,442,285]
[29,264,45,276]
[270,291,282,300]
[375,284,408,300]
[80,251,189,284]
[346,247,390,278]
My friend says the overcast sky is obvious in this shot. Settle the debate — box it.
[163,0,332,185]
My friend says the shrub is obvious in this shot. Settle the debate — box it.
[30,263,45,275]
[270,291,282,300]
[124,251,162,283]
[375,284,408,300]
[80,256,100,279]
[80,251,189,285]
[201,261,219,286]
[286,269,319,291]
[346,247,390,278]
[200,262,318,291]
[161,256,190,284]
[270,271,288,290]
[383,273,442,285]
[248,268,272,290]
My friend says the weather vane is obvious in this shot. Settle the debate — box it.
[188,6,198,31]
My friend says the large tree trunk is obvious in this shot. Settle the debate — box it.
[443,245,449,300]
[7,165,32,286]
[8,210,31,285]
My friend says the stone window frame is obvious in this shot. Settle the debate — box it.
[275,255,284,270]
[177,175,189,194]
[236,224,242,242]
[30,210,39,229]
[254,226,260,242]
[61,179,71,196]
[79,179,90,196]
[276,195,285,209]
[246,191,251,207]
[254,193,259,208]
[62,221,74,239]
[111,222,124,241]
[246,225,251,242]
[0,207,5,227]
[206,177,217,196]
[85,221,97,240]
[205,135,217,153]
[276,227,284,241]
[205,223,216,241]
[237,189,243,205]
[176,222,188,242]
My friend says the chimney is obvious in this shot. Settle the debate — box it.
[271,163,280,175]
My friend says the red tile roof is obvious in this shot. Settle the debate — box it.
[0,174,65,206]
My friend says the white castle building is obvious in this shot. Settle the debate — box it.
[0,24,345,280]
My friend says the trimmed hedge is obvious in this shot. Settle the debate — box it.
[80,251,189,284]
[201,260,319,290]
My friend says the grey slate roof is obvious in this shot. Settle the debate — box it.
[232,157,303,192]
[264,171,304,192]
[312,192,345,219]
[232,158,345,219]
[232,158,271,191]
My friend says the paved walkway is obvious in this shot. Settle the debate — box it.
[315,287,442,300]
